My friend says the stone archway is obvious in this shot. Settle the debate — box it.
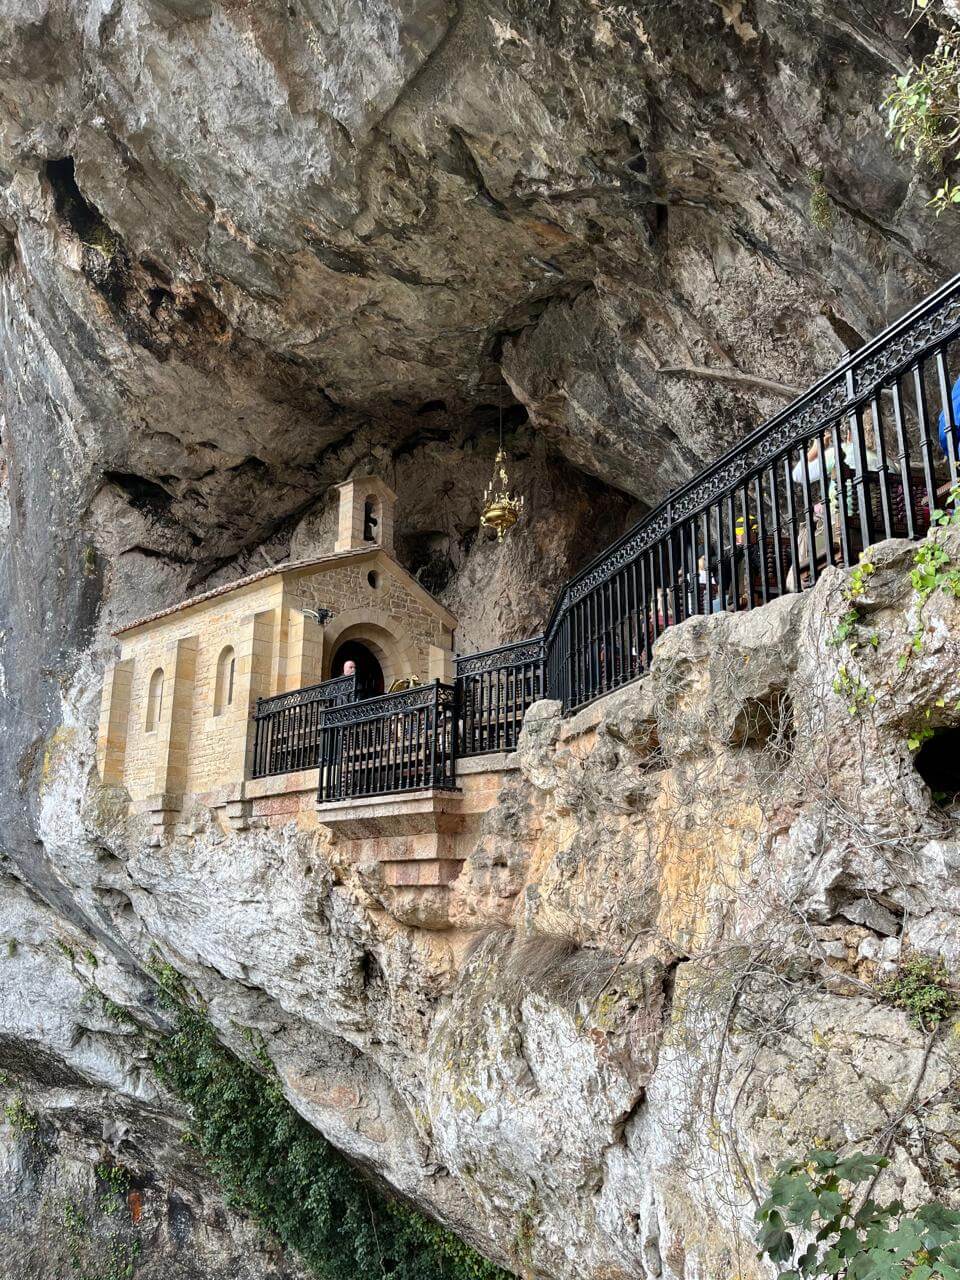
[321,610,416,690]
[330,637,385,698]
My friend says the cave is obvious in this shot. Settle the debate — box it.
[6,5,960,1280]
[914,726,960,797]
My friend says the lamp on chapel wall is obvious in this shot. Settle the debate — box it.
[302,607,333,625]
[480,402,525,543]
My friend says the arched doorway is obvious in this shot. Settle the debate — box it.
[331,639,385,699]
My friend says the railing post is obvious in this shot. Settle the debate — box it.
[846,366,874,556]
[449,679,459,786]
[428,679,439,787]
[252,698,264,779]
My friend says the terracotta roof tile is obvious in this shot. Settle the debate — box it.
[113,548,373,635]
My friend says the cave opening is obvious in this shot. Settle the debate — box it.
[914,726,960,799]
[45,156,119,255]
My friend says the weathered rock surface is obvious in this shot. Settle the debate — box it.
[5,1,960,1276]
[5,530,960,1278]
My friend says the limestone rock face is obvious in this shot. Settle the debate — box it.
[5,530,960,1278]
[4,1,960,1276]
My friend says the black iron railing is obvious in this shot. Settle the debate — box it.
[317,681,457,802]
[455,639,545,756]
[242,272,960,801]
[251,674,356,778]
[545,272,960,710]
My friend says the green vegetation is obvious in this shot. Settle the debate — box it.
[62,1195,141,1280]
[512,1195,539,1275]
[829,607,863,649]
[833,663,875,717]
[879,954,955,1030]
[94,1163,131,1217]
[148,962,508,1280]
[809,169,834,232]
[3,1094,39,1136]
[910,540,960,608]
[829,561,879,712]
[756,1149,960,1278]
[899,486,960,673]
[847,560,877,601]
[886,16,960,212]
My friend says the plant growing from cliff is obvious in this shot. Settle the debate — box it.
[809,169,835,232]
[848,559,877,601]
[3,1093,39,1136]
[61,1195,141,1280]
[829,561,880,710]
[512,1194,540,1276]
[149,968,508,1280]
[94,1162,131,1217]
[907,708,937,752]
[829,608,863,650]
[879,954,956,1030]
[910,540,960,605]
[899,498,960,670]
[886,22,960,211]
[756,1149,960,1279]
[833,663,875,716]
[931,484,960,528]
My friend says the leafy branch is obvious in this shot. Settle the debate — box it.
[756,1149,960,1279]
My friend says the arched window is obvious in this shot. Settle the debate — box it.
[363,495,380,543]
[145,668,164,732]
[214,646,236,716]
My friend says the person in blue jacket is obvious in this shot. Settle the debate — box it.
[938,377,960,460]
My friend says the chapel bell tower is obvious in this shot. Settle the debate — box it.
[334,476,397,555]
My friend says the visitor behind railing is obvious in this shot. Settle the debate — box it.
[317,681,457,801]
[454,639,545,757]
[252,674,356,778]
[545,273,960,711]
[245,272,960,798]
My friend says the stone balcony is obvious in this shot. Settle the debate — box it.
[215,752,519,929]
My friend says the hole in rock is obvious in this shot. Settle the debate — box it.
[102,471,174,517]
[361,951,382,988]
[731,690,795,759]
[367,570,380,589]
[415,399,447,415]
[645,201,669,247]
[914,726,960,798]
[45,156,118,252]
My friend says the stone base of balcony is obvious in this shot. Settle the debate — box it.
[315,756,519,930]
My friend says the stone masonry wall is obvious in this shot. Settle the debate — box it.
[100,552,455,809]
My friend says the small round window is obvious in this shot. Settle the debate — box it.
[367,570,380,589]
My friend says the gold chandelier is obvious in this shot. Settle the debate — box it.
[480,446,524,542]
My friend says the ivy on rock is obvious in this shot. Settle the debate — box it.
[149,964,510,1280]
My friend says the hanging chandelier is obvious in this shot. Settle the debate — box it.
[480,403,525,542]
[480,447,524,542]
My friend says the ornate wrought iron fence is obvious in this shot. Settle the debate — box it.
[247,273,960,797]
[455,639,545,757]
[545,273,960,711]
[317,681,458,802]
[251,674,356,778]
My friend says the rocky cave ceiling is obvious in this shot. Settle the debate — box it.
[2,0,960,651]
